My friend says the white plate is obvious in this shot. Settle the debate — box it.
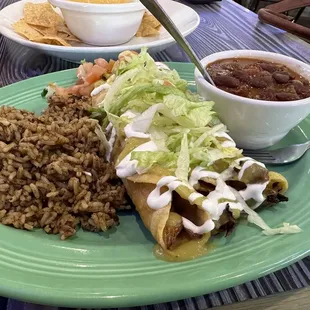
[0,0,200,62]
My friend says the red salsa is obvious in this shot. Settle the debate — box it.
[207,58,310,101]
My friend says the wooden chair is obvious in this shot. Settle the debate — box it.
[257,0,310,39]
[249,0,307,23]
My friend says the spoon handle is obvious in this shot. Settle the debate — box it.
[140,0,214,85]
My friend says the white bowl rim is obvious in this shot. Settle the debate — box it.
[49,0,145,12]
[194,50,310,107]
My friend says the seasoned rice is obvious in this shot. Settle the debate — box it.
[0,95,128,240]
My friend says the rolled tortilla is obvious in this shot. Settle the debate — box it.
[126,173,211,250]
[112,137,212,252]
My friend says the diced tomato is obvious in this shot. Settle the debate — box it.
[70,85,83,94]
[85,72,100,85]
[79,84,95,96]
[85,65,107,84]
[95,58,109,68]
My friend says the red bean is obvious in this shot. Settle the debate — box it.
[259,62,280,73]
[275,92,300,101]
[248,72,273,88]
[221,63,242,71]
[272,72,290,84]
[213,75,240,88]
[232,69,252,82]
[292,80,310,98]
[256,89,276,101]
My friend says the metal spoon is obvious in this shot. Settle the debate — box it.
[140,0,215,85]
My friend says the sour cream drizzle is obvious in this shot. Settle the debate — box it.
[155,62,170,71]
[189,167,220,187]
[91,82,111,97]
[120,110,140,119]
[147,176,190,210]
[182,217,215,235]
[236,158,268,203]
[106,126,116,162]
[202,178,243,220]
[214,132,236,148]
[188,192,204,204]
[116,141,158,178]
[124,104,163,139]
[238,159,265,180]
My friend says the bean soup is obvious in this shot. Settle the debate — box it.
[207,58,310,101]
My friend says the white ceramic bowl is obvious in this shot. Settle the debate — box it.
[195,50,310,149]
[48,0,145,46]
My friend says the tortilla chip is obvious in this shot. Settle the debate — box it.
[31,35,71,46]
[136,12,161,37]
[58,32,81,42]
[24,2,64,27]
[56,24,71,35]
[143,25,160,37]
[12,19,42,40]
[31,25,58,36]
[56,24,81,42]
[143,14,161,29]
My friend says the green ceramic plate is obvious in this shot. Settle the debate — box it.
[0,63,309,308]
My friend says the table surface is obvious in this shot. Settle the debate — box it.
[1,0,310,309]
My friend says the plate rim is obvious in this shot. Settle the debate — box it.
[0,0,200,52]
[0,63,309,308]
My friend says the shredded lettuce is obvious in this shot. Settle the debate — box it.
[101,48,242,176]
[124,104,163,139]
[175,133,190,182]
[262,223,302,235]
[162,94,215,128]
[131,151,177,173]
[116,48,156,75]
[230,187,301,235]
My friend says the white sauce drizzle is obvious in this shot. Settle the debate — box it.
[189,166,220,187]
[106,122,113,133]
[120,110,140,119]
[235,157,268,203]
[238,159,265,180]
[202,178,242,220]
[147,176,189,210]
[116,141,158,178]
[188,192,204,204]
[214,132,236,148]
[91,83,110,97]
[220,167,235,181]
[182,217,215,235]
[124,104,163,139]
[240,182,269,203]
[235,157,255,166]
[106,126,116,162]
[155,62,170,71]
